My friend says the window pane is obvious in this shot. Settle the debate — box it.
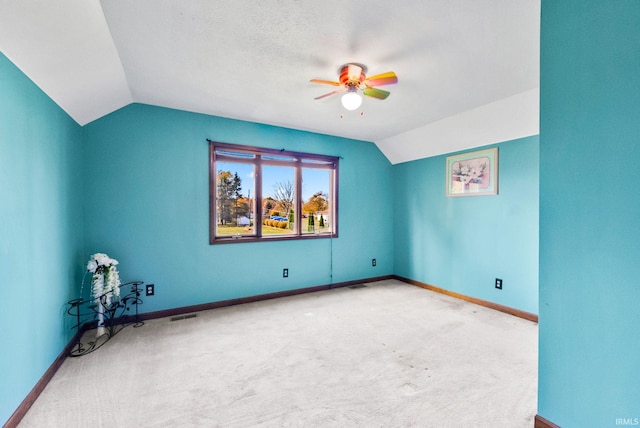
[210,141,338,244]
[262,165,296,236]
[215,161,255,237]
[301,158,334,166]
[302,168,332,235]
[216,149,255,159]
[262,154,296,162]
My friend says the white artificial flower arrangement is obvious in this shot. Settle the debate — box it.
[87,253,121,306]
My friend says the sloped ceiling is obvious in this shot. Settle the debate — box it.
[0,0,539,164]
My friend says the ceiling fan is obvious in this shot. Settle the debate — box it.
[310,63,398,111]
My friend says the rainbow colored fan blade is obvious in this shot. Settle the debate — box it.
[363,87,390,100]
[314,88,346,100]
[364,71,398,87]
[310,79,342,86]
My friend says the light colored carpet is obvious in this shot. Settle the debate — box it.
[18,279,537,427]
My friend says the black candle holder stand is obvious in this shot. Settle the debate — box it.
[66,281,145,357]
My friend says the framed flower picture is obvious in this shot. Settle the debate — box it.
[446,148,498,197]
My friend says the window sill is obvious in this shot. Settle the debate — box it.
[210,232,338,245]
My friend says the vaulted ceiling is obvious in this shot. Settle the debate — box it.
[0,0,539,164]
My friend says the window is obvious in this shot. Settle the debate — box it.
[209,141,338,244]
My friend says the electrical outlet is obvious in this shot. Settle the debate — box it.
[146,283,155,296]
[283,268,288,278]
[372,258,377,267]
[495,278,503,290]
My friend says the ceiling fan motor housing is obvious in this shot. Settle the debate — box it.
[339,63,366,88]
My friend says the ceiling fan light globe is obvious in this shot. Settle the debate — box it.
[341,92,362,111]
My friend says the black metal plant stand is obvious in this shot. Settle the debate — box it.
[66,281,145,357]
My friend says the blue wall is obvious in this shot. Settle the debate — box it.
[539,1,640,426]
[0,53,84,423]
[81,104,394,313]
[393,137,539,314]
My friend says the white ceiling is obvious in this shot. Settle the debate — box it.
[0,0,540,164]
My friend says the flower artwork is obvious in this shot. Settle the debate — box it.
[451,157,489,192]
[446,148,498,197]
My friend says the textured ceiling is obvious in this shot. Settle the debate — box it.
[0,0,540,163]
